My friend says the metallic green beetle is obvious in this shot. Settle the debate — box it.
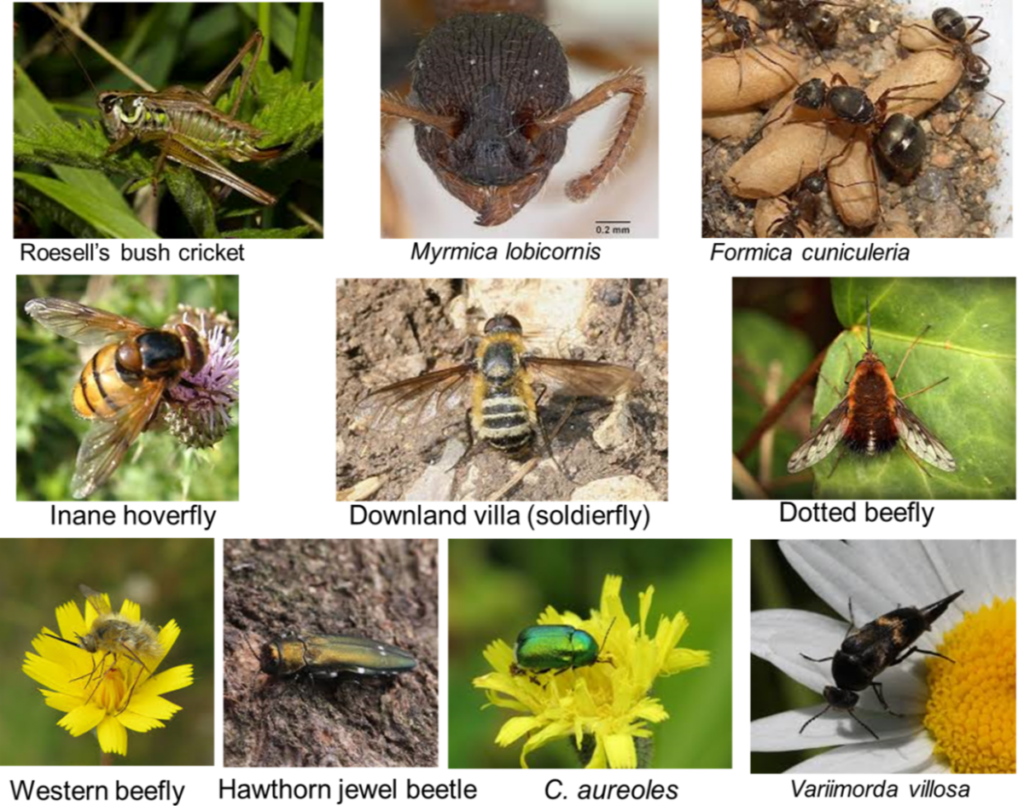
[511,621,615,681]
[257,633,417,680]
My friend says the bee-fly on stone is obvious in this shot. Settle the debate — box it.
[799,590,964,739]
[787,297,956,476]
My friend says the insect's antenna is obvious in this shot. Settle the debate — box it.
[30,1,155,90]
[242,633,263,663]
[864,296,873,351]
[37,12,100,95]
[593,617,618,669]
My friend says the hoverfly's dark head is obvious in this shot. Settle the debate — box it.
[484,314,524,336]
[823,685,860,709]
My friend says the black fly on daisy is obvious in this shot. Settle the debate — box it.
[788,297,956,478]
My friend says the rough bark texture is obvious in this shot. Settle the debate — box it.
[223,539,438,767]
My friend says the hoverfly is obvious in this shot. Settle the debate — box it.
[24,297,208,499]
[353,314,641,460]
[788,299,956,475]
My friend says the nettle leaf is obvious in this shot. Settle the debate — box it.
[16,121,154,178]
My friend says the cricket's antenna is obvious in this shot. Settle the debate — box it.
[865,296,873,351]
[45,16,99,95]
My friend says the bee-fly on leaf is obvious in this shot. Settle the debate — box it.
[787,297,956,476]
[799,590,964,740]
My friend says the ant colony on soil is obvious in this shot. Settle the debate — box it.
[702,1,1006,238]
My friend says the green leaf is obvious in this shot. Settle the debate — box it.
[14,172,157,239]
[225,226,310,239]
[166,169,220,238]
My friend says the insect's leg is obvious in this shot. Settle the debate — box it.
[104,133,135,157]
[892,645,956,666]
[870,681,904,717]
[830,356,852,395]
[203,29,264,109]
[78,651,112,702]
[70,651,102,685]
[845,597,856,635]
[113,643,156,715]
[899,376,950,402]
[532,383,570,480]
[799,702,833,734]
[847,709,881,740]
[825,445,848,479]
[532,71,646,202]
[963,17,987,43]
[83,652,116,706]
[892,325,932,381]
[150,138,174,197]
[799,654,833,663]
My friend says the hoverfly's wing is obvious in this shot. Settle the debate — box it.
[787,398,850,474]
[524,357,642,398]
[79,585,112,616]
[895,401,956,472]
[71,380,166,499]
[24,298,148,346]
[353,365,473,432]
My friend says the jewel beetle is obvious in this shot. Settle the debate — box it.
[254,633,417,680]
[511,621,615,682]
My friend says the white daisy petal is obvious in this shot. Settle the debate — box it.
[975,541,1016,602]
[752,708,921,752]
[786,731,938,773]
[918,760,952,774]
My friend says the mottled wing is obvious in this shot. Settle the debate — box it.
[787,398,849,474]
[79,585,112,616]
[71,380,166,499]
[525,357,642,398]
[895,401,956,472]
[352,365,472,432]
[24,298,147,345]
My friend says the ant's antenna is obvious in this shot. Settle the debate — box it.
[864,295,873,351]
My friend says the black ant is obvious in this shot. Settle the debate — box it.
[702,0,800,89]
[766,1,861,49]
[908,7,1005,121]
[764,171,827,237]
[764,169,870,237]
[768,73,934,177]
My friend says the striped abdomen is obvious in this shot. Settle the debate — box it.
[477,386,536,455]
[72,344,148,421]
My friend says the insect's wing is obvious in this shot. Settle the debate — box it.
[353,365,473,432]
[24,298,148,345]
[787,398,850,473]
[71,380,166,499]
[895,400,956,472]
[524,356,642,398]
[79,585,112,616]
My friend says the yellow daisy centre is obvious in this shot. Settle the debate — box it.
[923,597,1015,774]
